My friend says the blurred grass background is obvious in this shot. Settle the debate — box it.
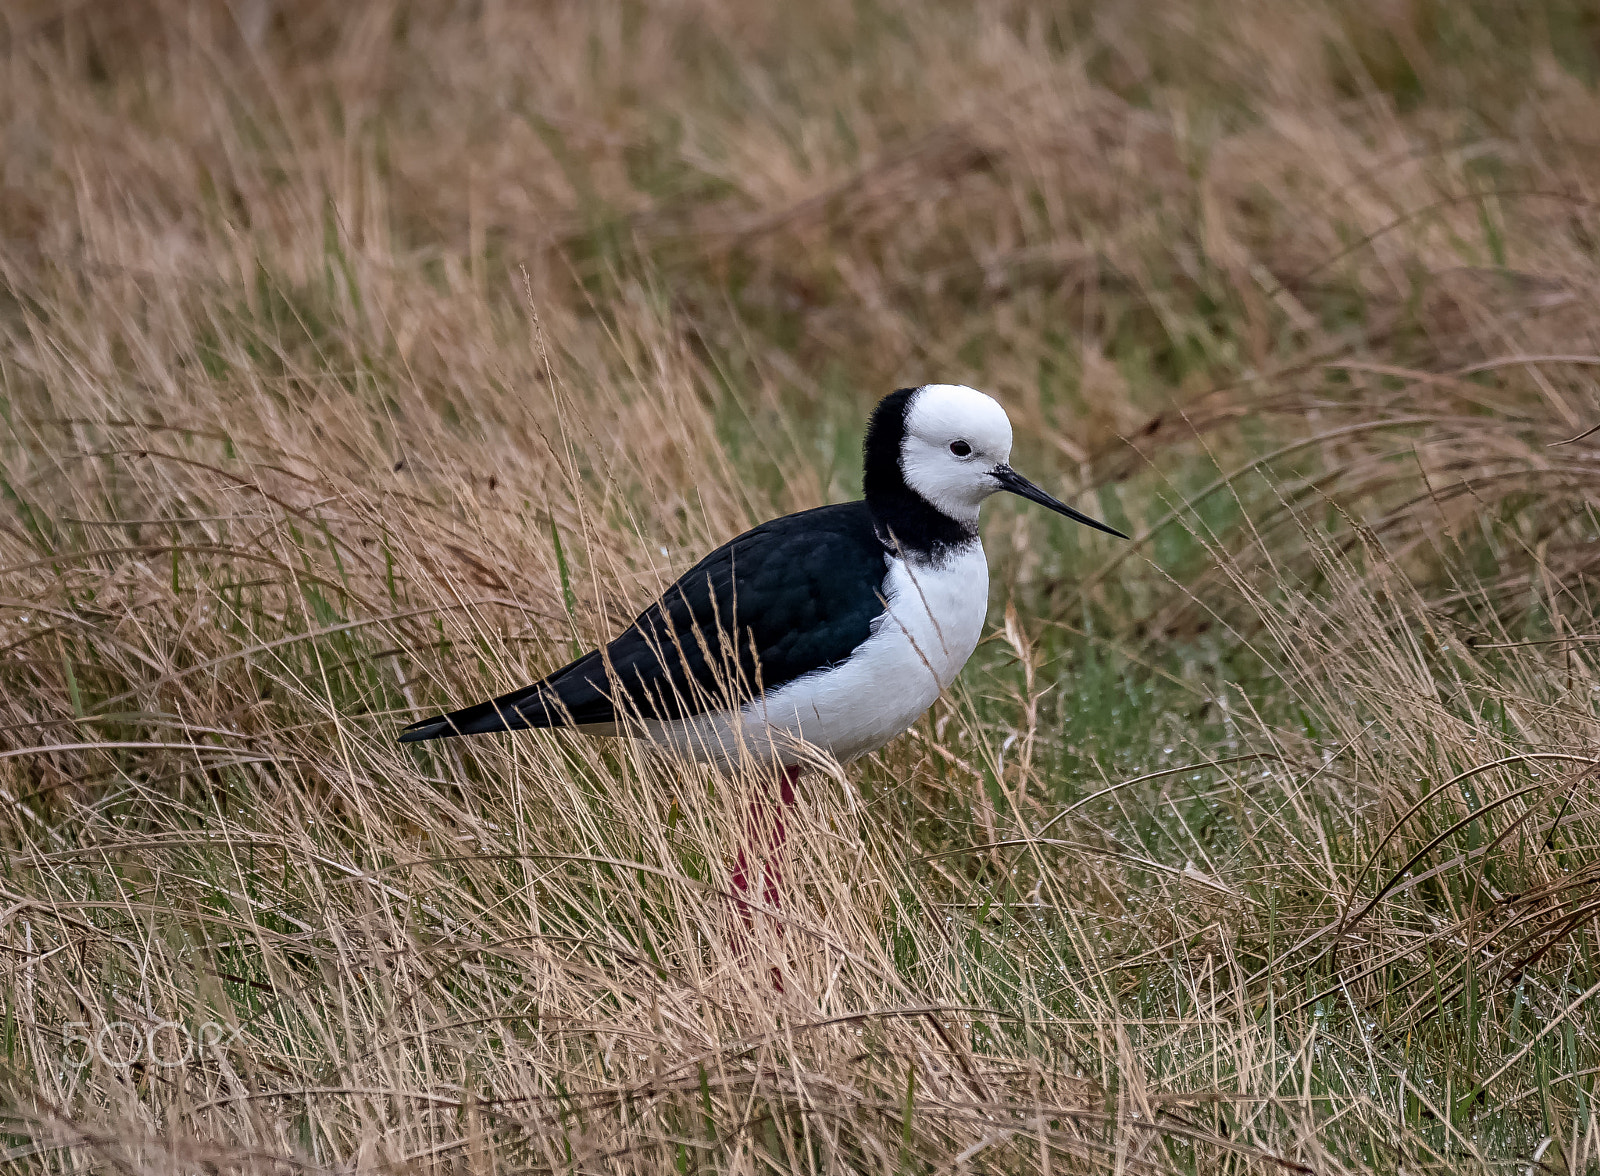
[3,0,1600,1171]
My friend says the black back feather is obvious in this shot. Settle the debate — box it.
[398,502,890,742]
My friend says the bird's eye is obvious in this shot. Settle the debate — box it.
[949,440,972,458]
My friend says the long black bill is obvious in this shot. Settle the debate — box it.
[992,465,1129,539]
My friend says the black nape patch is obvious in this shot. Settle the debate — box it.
[862,387,978,558]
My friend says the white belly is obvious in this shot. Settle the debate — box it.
[643,542,989,767]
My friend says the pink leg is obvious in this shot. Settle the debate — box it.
[730,765,801,988]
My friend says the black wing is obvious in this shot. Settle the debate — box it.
[397,502,888,742]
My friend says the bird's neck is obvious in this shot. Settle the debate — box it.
[860,388,980,560]
[864,478,979,561]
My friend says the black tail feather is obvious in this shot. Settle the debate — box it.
[397,684,565,743]
[396,651,619,744]
[396,716,458,743]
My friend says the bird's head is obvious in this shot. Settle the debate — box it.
[866,384,1128,538]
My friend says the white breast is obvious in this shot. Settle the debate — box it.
[645,541,989,767]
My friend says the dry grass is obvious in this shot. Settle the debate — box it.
[3,1,1600,1171]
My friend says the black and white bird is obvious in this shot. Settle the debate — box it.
[398,384,1125,768]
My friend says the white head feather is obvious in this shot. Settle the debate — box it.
[898,384,1014,525]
